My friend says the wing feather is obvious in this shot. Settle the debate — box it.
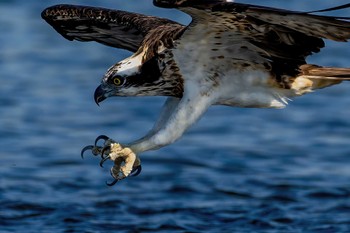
[154,0,350,78]
[42,4,182,52]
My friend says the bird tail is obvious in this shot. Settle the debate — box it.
[290,64,350,95]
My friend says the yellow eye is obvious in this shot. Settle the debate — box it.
[113,77,123,86]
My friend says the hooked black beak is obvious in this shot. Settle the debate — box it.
[94,85,107,106]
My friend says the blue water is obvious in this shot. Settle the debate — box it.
[1,0,350,232]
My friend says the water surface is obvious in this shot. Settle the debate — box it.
[1,1,350,232]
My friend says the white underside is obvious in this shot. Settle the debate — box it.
[173,51,287,109]
[195,68,287,109]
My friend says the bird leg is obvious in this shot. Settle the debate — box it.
[81,91,212,185]
[81,135,141,185]
[127,89,213,153]
[80,98,178,185]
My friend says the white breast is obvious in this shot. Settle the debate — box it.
[172,37,288,109]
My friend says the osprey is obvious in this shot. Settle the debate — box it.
[42,0,350,185]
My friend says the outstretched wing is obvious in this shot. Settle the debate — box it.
[154,0,350,78]
[42,4,182,52]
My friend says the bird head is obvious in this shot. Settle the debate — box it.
[94,54,182,105]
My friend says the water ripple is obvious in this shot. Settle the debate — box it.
[1,0,350,232]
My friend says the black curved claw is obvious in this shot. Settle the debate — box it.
[105,164,142,186]
[99,155,110,168]
[106,179,119,186]
[100,145,110,159]
[81,145,94,159]
[129,165,142,177]
[106,168,123,186]
[95,135,110,146]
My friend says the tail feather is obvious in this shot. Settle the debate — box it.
[300,64,350,80]
[290,64,350,95]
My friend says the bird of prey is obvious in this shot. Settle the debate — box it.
[42,0,350,185]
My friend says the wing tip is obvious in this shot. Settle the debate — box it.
[41,4,73,20]
[41,4,81,41]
